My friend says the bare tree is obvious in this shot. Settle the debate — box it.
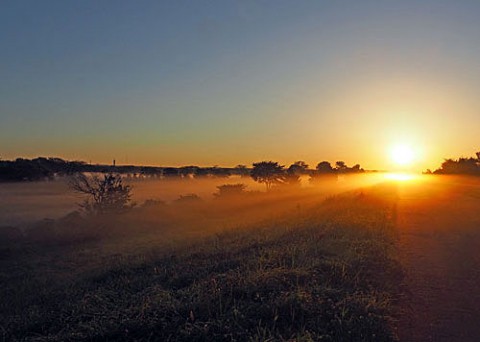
[69,173,134,215]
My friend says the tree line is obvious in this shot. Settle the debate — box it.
[0,157,238,182]
[0,157,363,183]
[427,152,480,175]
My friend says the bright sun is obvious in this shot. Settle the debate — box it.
[390,144,415,166]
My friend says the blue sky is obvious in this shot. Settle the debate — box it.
[2,1,480,169]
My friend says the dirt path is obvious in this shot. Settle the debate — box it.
[395,177,480,341]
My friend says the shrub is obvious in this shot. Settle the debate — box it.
[214,184,247,198]
[174,194,202,205]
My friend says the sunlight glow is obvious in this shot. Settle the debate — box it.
[390,144,415,166]
[384,172,415,181]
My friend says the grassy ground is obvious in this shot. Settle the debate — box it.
[1,189,402,341]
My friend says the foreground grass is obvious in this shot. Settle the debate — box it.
[1,190,401,341]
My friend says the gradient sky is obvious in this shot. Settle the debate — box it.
[2,0,480,170]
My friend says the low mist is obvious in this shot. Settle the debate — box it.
[0,173,388,229]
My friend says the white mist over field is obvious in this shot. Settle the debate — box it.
[0,173,386,227]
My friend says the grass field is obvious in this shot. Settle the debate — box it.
[0,182,403,341]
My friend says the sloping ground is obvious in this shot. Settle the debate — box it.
[1,193,401,341]
[396,176,480,341]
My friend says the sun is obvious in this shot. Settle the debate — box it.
[390,144,415,166]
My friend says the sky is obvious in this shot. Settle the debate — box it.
[1,0,480,171]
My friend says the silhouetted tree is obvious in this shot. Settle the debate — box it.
[69,173,134,215]
[437,159,455,174]
[0,158,53,182]
[350,164,364,173]
[436,158,478,174]
[178,166,199,178]
[431,153,480,175]
[310,161,337,184]
[335,161,347,173]
[251,161,286,190]
[234,164,250,177]
[287,161,309,175]
[193,167,209,178]
[0,157,162,182]
[208,166,231,178]
[284,161,307,187]
[163,167,179,178]
[284,171,301,187]
[316,161,334,173]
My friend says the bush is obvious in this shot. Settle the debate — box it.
[174,194,202,205]
[214,184,247,198]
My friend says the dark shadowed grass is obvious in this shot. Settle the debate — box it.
[0,189,402,341]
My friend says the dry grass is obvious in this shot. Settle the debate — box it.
[1,184,402,341]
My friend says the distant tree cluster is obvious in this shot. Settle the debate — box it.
[0,157,87,182]
[1,157,365,188]
[0,157,252,182]
[311,160,363,174]
[430,153,480,175]
[250,160,364,190]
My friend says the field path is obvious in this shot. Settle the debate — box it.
[395,177,480,341]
